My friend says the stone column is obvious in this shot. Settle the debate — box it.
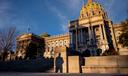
[72,31,74,45]
[88,26,92,45]
[78,29,80,44]
[70,31,73,45]
[102,24,108,51]
[83,29,85,46]
[80,29,83,45]
[91,26,95,45]
[91,26,97,55]
[75,25,78,51]
[99,25,104,41]
[99,24,104,51]
[80,29,81,44]
[93,27,96,46]
[88,26,92,56]
[109,21,118,52]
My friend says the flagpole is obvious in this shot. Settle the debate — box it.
[27,24,31,33]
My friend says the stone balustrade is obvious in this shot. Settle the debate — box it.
[82,55,128,74]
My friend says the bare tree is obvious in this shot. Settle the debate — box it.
[0,27,17,61]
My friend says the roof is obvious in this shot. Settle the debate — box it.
[79,1,106,19]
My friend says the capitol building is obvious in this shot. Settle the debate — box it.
[16,0,128,59]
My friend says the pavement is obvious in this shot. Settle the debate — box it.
[0,73,128,76]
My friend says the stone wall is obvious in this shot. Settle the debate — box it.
[68,56,80,73]
[82,55,128,74]
[54,46,68,73]
[113,24,128,55]
[0,58,54,72]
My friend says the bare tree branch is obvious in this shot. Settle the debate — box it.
[0,27,17,52]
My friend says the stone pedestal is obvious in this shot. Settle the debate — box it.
[54,46,68,73]
[68,56,80,73]
[82,55,128,74]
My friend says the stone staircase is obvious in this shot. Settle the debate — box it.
[46,67,55,73]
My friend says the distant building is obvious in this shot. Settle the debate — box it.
[16,33,44,59]
[16,33,69,59]
[113,24,128,55]
[43,33,70,58]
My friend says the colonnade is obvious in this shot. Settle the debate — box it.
[69,24,109,53]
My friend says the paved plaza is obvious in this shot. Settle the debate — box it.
[0,73,127,76]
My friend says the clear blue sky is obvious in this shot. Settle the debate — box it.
[0,0,128,35]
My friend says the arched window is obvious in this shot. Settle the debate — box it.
[86,12,88,17]
[99,11,101,14]
[92,11,95,15]
[82,14,84,18]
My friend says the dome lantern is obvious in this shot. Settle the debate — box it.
[88,0,93,3]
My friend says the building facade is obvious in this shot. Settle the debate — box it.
[16,33,44,59]
[113,24,128,55]
[69,0,118,55]
[16,0,128,59]
[44,33,70,58]
[16,33,70,59]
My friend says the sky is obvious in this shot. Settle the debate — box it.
[0,0,128,36]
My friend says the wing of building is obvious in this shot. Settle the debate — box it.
[16,33,45,59]
[16,33,70,59]
[43,33,70,58]
[113,24,128,55]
